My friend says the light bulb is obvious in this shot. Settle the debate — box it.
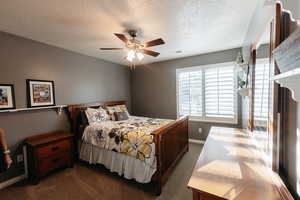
[126,50,135,62]
[128,50,135,58]
[137,52,144,61]
[126,55,133,62]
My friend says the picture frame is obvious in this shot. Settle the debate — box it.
[0,84,16,110]
[26,79,55,108]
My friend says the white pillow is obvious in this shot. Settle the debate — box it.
[85,107,109,124]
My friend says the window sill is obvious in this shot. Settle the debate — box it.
[188,117,238,125]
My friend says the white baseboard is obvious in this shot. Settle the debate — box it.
[189,139,205,145]
[0,174,26,190]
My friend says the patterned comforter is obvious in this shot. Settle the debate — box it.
[82,116,173,164]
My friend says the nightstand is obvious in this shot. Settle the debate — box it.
[25,131,74,184]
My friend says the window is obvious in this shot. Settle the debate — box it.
[177,62,237,124]
[254,59,270,128]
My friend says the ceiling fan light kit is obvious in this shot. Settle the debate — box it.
[100,30,165,69]
[126,50,144,62]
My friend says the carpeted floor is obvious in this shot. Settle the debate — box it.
[0,143,203,200]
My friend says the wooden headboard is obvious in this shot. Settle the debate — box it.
[67,101,127,138]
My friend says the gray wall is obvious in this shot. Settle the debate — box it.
[131,48,243,141]
[0,31,131,182]
[241,0,274,64]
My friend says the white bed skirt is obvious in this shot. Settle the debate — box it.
[79,142,157,183]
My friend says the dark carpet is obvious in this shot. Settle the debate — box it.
[0,143,203,200]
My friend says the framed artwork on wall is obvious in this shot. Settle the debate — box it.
[0,84,16,110]
[26,79,55,108]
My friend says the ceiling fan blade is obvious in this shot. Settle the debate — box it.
[144,38,165,48]
[100,48,124,50]
[142,49,160,57]
[114,33,128,43]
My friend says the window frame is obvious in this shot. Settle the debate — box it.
[176,62,238,124]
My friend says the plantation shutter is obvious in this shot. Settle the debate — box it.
[205,66,235,119]
[177,63,237,123]
[254,60,270,123]
[178,70,203,117]
[178,72,191,116]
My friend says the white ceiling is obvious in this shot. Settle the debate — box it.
[0,0,259,66]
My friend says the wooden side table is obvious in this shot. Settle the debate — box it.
[25,131,74,184]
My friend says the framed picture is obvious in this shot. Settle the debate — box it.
[0,84,16,110]
[27,79,55,108]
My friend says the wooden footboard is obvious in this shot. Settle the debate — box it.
[152,115,189,195]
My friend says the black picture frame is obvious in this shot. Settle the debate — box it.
[26,79,56,108]
[0,84,16,110]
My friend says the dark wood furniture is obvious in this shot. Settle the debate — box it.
[67,101,189,195]
[25,131,74,184]
[188,127,293,200]
[275,3,300,198]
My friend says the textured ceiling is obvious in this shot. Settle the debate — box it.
[0,0,259,66]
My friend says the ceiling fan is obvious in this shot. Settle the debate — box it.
[100,30,165,63]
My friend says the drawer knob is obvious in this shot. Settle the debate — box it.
[52,158,60,163]
[52,146,59,151]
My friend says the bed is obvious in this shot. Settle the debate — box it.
[67,101,189,195]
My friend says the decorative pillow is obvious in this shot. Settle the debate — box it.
[118,105,130,116]
[106,105,130,121]
[85,107,109,124]
[106,106,120,121]
[114,111,129,121]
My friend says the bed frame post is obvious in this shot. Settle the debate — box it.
[154,133,163,195]
[152,115,189,195]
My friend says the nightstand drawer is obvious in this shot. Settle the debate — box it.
[38,152,71,176]
[25,131,74,184]
[36,140,71,159]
